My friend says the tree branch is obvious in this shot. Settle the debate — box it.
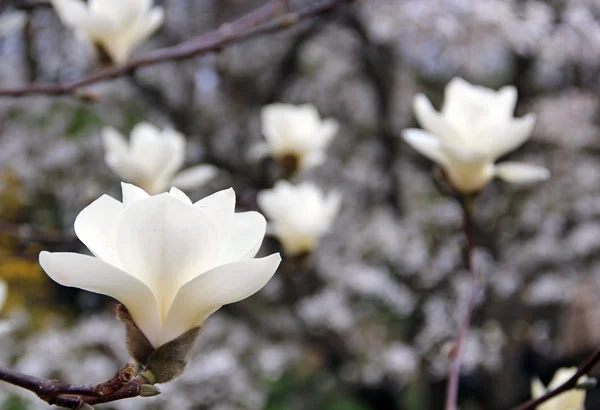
[445,195,481,410]
[0,0,354,98]
[0,363,158,409]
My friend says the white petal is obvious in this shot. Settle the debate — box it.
[221,212,267,264]
[413,94,463,145]
[121,182,150,207]
[102,127,131,179]
[39,251,162,346]
[402,129,449,166]
[74,194,124,267]
[300,151,326,170]
[316,118,339,148]
[117,194,220,319]
[494,162,550,184]
[169,187,192,205]
[531,378,546,400]
[51,0,90,27]
[481,114,536,159]
[129,7,164,45]
[194,188,235,256]
[171,165,218,190]
[0,280,6,312]
[158,253,281,345]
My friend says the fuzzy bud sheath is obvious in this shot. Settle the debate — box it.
[117,304,201,383]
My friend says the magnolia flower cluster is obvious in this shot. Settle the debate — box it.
[531,368,587,410]
[403,77,550,194]
[256,103,342,256]
[103,122,217,195]
[39,183,281,381]
[50,0,164,64]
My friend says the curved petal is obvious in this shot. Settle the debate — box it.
[413,94,463,145]
[220,212,267,264]
[158,253,281,345]
[117,194,220,319]
[74,194,123,267]
[494,162,550,184]
[402,129,449,166]
[169,187,192,205]
[480,114,536,159]
[300,151,326,170]
[102,127,131,179]
[129,7,164,45]
[121,182,150,207]
[39,251,162,346]
[171,165,218,190]
[194,188,235,257]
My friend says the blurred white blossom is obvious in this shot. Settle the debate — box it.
[259,103,339,172]
[403,77,550,193]
[0,280,10,337]
[531,367,587,410]
[39,183,281,349]
[50,0,164,64]
[258,181,341,256]
[103,122,217,194]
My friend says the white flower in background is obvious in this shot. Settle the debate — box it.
[403,77,550,194]
[259,103,339,171]
[102,122,218,194]
[531,367,587,410]
[50,0,164,64]
[39,183,281,349]
[0,280,12,336]
[257,181,341,256]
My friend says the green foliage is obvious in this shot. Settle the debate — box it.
[63,104,103,138]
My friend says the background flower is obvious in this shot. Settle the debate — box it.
[50,0,164,64]
[403,77,550,193]
[103,122,217,194]
[531,367,587,410]
[257,181,341,256]
[259,103,339,172]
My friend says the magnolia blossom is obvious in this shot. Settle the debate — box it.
[403,77,550,193]
[531,367,587,410]
[103,122,218,194]
[257,181,341,256]
[50,0,164,64]
[259,103,339,171]
[39,183,281,350]
[0,280,11,336]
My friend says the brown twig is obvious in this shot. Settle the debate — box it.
[444,195,480,410]
[0,362,157,409]
[0,0,354,98]
[510,346,600,410]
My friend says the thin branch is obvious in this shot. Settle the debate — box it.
[444,196,480,410]
[510,346,600,410]
[0,363,157,409]
[0,0,354,98]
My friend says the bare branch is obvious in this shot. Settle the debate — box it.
[0,363,157,409]
[0,0,354,98]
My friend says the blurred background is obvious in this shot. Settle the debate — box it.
[0,0,600,409]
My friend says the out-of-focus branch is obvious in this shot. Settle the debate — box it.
[0,363,159,409]
[510,346,600,410]
[0,0,354,98]
[445,196,480,410]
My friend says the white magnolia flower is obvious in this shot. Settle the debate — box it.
[50,0,164,64]
[531,367,587,410]
[39,183,281,349]
[259,103,339,171]
[0,280,12,336]
[257,181,341,256]
[403,77,550,194]
[103,122,218,194]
